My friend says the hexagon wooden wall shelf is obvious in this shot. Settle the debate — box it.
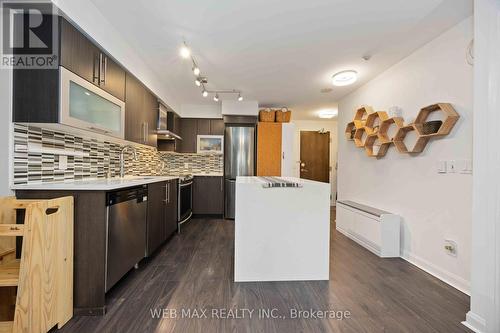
[353,127,373,148]
[345,103,458,158]
[353,106,374,129]
[365,111,389,133]
[378,117,404,143]
[345,121,356,140]
[364,133,390,158]
[413,103,460,137]
[393,124,430,154]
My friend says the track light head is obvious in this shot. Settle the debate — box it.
[238,93,243,101]
[195,78,201,86]
[202,90,208,97]
[213,93,219,102]
[193,67,200,76]
[180,45,191,59]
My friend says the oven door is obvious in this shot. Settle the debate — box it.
[178,180,193,224]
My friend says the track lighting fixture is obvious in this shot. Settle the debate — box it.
[179,44,191,59]
[181,41,243,101]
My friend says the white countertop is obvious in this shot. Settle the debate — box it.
[236,176,314,184]
[12,175,179,191]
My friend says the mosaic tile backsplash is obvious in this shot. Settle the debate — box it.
[13,124,223,185]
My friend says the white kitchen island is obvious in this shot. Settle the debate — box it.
[234,176,331,282]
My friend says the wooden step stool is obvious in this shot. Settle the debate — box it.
[0,197,74,333]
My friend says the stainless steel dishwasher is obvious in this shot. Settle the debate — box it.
[105,185,148,292]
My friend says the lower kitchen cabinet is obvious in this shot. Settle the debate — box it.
[193,176,224,215]
[165,179,178,237]
[147,180,178,256]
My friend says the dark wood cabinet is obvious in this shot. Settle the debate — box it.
[60,18,125,101]
[143,89,158,147]
[147,182,166,256]
[193,176,224,215]
[210,119,225,135]
[125,74,158,147]
[178,118,198,153]
[147,180,177,255]
[177,118,224,153]
[165,180,178,237]
[197,119,210,135]
[60,18,100,86]
[125,74,144,144]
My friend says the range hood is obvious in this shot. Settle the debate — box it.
[157,104,182,140]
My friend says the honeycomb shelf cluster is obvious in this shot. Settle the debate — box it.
[344,103,459,158]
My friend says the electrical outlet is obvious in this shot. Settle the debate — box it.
[448,160,456,173]
[58,155,68,171]
[444,239,457,257]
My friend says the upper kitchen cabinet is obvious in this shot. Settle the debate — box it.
[60,18,125,101]
[177,118,225,153]
[178,118,198,153]
[209,119,225,135]
[125,74,158,147]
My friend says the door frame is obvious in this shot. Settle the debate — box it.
[465,1,500,332]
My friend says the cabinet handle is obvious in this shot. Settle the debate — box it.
[142,122,147,143]
[93,54,99,83]
[100,54,107,85]
[88,126,110,134]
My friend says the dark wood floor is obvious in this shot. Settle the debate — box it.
[57,209,471,333]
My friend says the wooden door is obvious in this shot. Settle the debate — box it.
[300,131,330,183]
[257,122,282,176]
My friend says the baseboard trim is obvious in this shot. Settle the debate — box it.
[462,311,486,333]
[401,250,470,295]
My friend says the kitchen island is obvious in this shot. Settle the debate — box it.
[234,176,330,282]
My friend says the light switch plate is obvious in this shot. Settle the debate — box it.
[437,160,447,173]
[448,160,456,173]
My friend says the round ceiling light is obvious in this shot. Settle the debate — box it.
[331,70,358,86]
[318,109,338,119]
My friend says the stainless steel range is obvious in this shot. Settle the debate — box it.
[177,174,193,232]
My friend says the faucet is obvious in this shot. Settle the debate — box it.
[119,145,138,178]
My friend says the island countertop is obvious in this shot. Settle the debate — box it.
[234,176,331,282]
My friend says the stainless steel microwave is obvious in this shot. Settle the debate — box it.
[59,66,125,138]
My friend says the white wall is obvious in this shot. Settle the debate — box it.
[337,17,473,293]
[466,0,500,332]
[291,120,338,205]
[180,104,222,118]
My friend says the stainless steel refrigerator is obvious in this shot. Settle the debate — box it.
[224,125,255,219]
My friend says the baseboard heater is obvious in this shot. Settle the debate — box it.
[336,200,401,258]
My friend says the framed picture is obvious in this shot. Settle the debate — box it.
[197,135,224,154]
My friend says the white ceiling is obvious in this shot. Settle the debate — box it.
[89,0,472,120]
